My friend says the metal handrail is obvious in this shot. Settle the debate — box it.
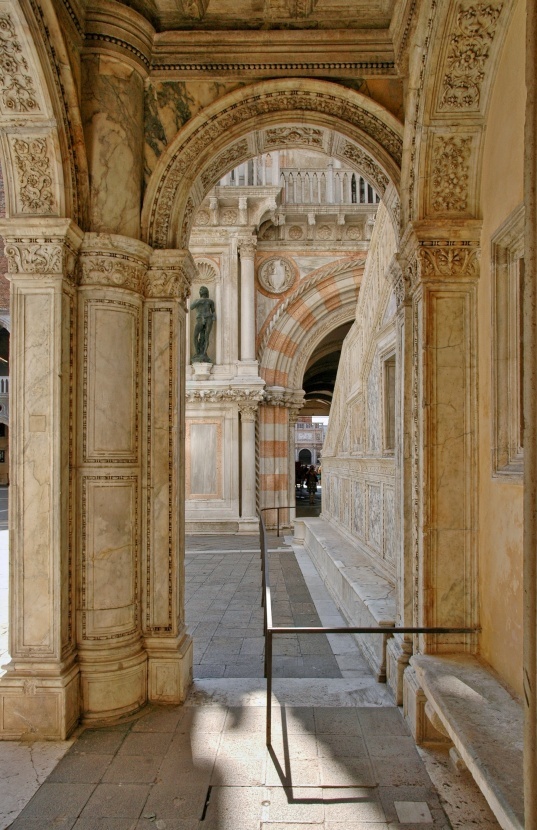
[260,505,296,537]
[258,511,479,745]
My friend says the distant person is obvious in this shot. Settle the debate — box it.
[305,465,318,505]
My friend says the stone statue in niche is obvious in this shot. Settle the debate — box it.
[191,285,216,363]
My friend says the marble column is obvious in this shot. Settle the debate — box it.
[288,405,302,523]
[239,403,258,533]
[82,2,152,238]
[0,219,84,740]
[143,250,195,703]
[76,233,150,722]
[385,257,413,704]
[238,237,258,375]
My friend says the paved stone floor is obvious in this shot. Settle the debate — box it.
[2,523,501,829]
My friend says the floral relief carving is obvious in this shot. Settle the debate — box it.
[418,243,480,279]
[145,268,191,303]
[0,13,40,113]
[439,2,503,111]
[79,254,146,293]
[341,142,389,194]
[200,140,249,190]
[13,137,55,214]
[431,136,472,213]
[5,242,63,274]
[264,126,323,147]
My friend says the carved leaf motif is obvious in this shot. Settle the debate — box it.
[200,140,249,190]
[439,2,503,110]
[80,256,145,291]
[265,126,323,147]
[13,137,55,214]
[342,143,389,194]
[431,136,472,213]
[0,13,40,113]
[5,242,62,273]
[418,244,480,278]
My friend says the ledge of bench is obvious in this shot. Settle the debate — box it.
[411,653,523,830]
[294,517,395,679]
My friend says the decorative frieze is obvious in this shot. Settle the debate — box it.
[430,136,472,213]
[0,12,40,114]
[439,2,503,111]
[186,387,264,404]
[265,126,323,147]
[79,255,146,293]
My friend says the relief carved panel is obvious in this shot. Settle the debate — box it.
[11,136,56,214]
[0,11,41,114]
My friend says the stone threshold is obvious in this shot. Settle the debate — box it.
[408,653,523,830]
[293,517,396,681]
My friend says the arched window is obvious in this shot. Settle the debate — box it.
[351,174,357,203]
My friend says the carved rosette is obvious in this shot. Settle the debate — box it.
[417,243,480,280]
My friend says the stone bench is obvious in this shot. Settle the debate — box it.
[293,517,395,680]
[405,653,524,830]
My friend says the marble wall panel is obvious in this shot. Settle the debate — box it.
[81,476,138,639]
[352,479,365,539]
[384,484,395,564]
[187,421,221,497]
[82,298,140,463]
[367,355,381,453]
[367,482,382,552]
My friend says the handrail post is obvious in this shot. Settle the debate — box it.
[266,628,273,745]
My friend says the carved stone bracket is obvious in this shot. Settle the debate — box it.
[79,233,152,294]
[0,218,84,283]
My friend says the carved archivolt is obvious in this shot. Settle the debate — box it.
[265,126,323,147]
[201,140,249,190]
[341,142,389,195]
[439,2,504,112]
[144,81,403,249]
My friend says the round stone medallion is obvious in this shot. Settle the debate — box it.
[258,257,295,294]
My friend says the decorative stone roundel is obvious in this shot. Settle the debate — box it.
[288,225,304,240]
[258,257,294,294]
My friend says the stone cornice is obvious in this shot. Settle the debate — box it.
[151,29,397,79]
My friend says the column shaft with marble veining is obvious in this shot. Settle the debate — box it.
[142,250,194,702]
[0,219,83,740]
[81,2,153,238]
[76,233,151,722]
[238,238,257,365]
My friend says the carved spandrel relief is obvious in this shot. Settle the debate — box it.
[258,256,294,294]
[430,135,472,214]
[0,12,41,114]
[11,136,56,214]
[438,2,503,112]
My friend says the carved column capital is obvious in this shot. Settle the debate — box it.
[239,403,258,422]
[0,218,84,284]
[78,233,152,293]
[238,237,257,259]
[146,249,197,304]
[399,223,482,292]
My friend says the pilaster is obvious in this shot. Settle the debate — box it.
[143,249,195,702]
[402,222,480,656]
[238,401,259,533]
[0,218,83,739]
[76,232,150,722]
[237,236,258,376]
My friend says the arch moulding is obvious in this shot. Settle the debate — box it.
[141,79,403,250]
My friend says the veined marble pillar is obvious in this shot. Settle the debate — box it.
[0,219,84,740]
[404,227,480,654]
[76,233,151,722]
[238,238,257,375]
[82,1,152,238]
[143,250,195,702]
[239,403,258,533]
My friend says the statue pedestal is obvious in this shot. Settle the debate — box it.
[192,361,212,380]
